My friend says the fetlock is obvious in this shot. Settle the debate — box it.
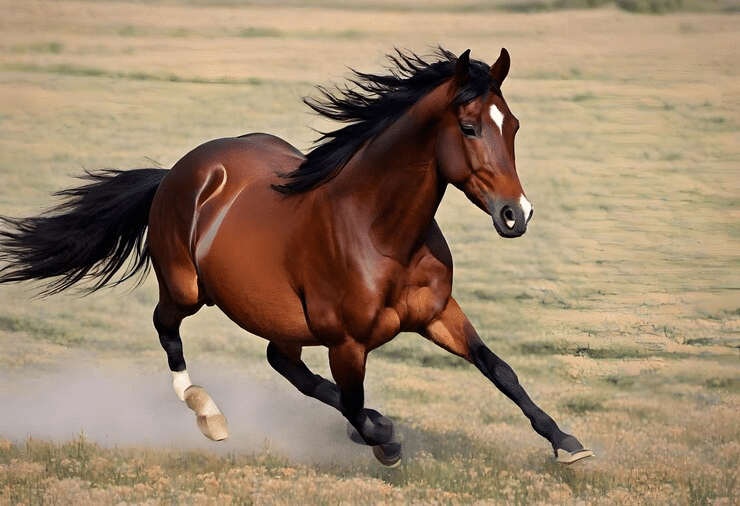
[312,377,341,409]
[353,409,393,446]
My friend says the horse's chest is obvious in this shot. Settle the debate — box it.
[302,255,450,348]
[357,273,450,349]
[395,283,448,330]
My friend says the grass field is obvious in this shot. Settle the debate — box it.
[1,1,739,504]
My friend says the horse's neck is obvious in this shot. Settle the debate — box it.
[325,85,449,262]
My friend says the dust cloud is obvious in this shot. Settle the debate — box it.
[0,361,365,465]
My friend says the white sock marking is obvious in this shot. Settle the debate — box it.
[489,104,505,133]
[172,370,192,402]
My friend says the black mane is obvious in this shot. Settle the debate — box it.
[272,47,495,195]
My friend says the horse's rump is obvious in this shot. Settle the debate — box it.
[148,135,313,342]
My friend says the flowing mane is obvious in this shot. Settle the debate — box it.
[272,47,496,194]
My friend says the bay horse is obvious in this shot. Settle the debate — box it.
[0,48,592,466]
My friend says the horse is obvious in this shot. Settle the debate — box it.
[0,48,593,466]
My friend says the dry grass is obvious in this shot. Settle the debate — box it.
[1,1,739,504]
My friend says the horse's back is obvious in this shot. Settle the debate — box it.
[165,133,303,187]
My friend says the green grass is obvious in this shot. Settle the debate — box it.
[237,27,284,38]
[0,315,81,347]
[705,377,740,393]
[371,336,469,369]
[1,62,266,86]
[10,42,65,54]
[137,0,740,12]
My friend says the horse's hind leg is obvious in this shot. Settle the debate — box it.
[266,342,341,409]
[266,342,401,467]
[153,288,228,441]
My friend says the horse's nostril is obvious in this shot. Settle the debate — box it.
[502,206,516,229]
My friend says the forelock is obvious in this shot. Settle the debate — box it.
[453,58,496,105]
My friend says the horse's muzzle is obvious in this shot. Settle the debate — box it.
[489,196,533,238]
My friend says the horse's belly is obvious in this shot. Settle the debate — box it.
[194,185,315,343]
[197,240,314,343]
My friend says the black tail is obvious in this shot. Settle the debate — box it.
[0,168,168,296]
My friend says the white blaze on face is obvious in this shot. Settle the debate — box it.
[489,104,505,134]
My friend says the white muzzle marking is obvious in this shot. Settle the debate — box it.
[519,194,533,222]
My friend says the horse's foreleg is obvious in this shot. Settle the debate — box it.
[153,304,228,441]
[328,341,401,466]
[422,298,593,464]
[326,341,397,447]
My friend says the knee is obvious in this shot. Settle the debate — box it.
[493,361,519,387]
[471,342,519,385]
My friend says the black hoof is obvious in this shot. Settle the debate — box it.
[554,435,594,464]
[346,409,394,446]
[373,441,402,468]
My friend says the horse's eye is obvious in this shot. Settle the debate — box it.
[460,123,477,138]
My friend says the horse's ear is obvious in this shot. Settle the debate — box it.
[455,49,471,82]
[490,48,510,87]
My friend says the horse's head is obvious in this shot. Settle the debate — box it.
[436,49,533,238]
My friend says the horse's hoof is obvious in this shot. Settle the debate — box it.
[184,385,229,441]
[346,409,393,446]
[555,434,593,464]
[373,441,402,468]
[184,385,208,410]
[556,447,594,464]
[196,413,229,441]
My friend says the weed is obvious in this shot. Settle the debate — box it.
[118,25,146,37]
